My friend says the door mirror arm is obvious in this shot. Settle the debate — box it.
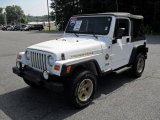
[112,37,117,44]
[112,28,126,44]
[116,28,126,39]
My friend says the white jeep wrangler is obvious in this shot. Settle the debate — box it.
[13,12,148,108]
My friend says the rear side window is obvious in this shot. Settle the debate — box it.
[131,19,145,42]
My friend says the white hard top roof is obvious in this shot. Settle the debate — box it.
[74,12,143,19]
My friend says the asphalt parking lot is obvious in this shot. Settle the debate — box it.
[0,31,160,120]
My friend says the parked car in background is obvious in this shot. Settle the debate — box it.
[21,25,31,31]
[14,25,21,31]
[20,25,27,31]
[7,25,14,31]
[29,24,44,31]
[2,25,14,31]
[2,26,7,31]
[13,24,27,31]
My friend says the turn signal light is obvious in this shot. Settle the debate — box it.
[17,54,22,60]
[54,65,60,71]
[66,66,71,73]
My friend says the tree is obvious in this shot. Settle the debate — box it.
[0,14,5,25]
[27,15,49,22]
[5,5,27,24]
[50,11,55,21]
[51,0,160,32]
[0,8,2,13]
[0,8,5,25]
[51,0,80,30]
[153,0,160,32]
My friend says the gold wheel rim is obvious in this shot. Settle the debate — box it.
[78,79,93,102]
[137,57,144,73]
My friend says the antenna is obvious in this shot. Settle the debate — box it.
[115,0,120,30]
[115,0,119,12]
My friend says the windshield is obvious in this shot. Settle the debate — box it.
[66,16,112,35]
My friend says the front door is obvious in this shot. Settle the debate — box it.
[111,18,131,70]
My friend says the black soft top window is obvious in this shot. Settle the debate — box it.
[131,19,145,41]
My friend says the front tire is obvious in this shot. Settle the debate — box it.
[131,53,145,77]
[67,71,97,108]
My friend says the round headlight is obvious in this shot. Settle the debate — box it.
[48,55,54,66]
[16,62,22,70]
[43,71,49,80]
[25,51,30,60]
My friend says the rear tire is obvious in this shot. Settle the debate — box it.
[130,53,145,77]
[66,70,97,108]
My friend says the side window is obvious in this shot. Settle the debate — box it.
[131,19,145,42]
[114,19,130,37]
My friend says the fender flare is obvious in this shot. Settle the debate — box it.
[61,59,102,76]
[128,44,148,65]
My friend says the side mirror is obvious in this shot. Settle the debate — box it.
[112,28,126,44]
[116,28,126,39]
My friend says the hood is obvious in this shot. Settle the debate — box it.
[28,37,103,60]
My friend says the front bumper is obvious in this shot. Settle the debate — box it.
[12,66,64,92]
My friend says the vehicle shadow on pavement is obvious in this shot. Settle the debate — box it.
[0,72,137,120]
[96,71,137,98]
[0,87,77,120]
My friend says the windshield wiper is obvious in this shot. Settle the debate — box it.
[73,32,79,37]
[90,32,98,39]
[93,33,98,39]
